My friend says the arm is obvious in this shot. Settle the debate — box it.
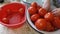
[42,0,50,11]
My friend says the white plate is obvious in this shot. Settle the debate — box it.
[25,0,60,34]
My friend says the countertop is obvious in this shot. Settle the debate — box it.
[0,22,39,34]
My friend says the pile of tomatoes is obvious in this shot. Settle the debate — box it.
[28,2,60,32]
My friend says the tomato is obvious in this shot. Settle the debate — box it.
[52,17,60,29]
[45,22,54,32]
[44,12,54,21]
[35,18,55,31]
[19,8,25,16]
[38,8,47,17]
[37,5,41,10]
[31,14,40,22]
[46,26,54,31]
[35,19,47,30]
[31,2,37,8]
[28,7,37,15]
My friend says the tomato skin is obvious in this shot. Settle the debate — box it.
[35,19,47,30]
[45,22,55,32]
[52,17,60,29]
[35,18,55,31]
[38,8,47,17]
[46,26,54,32]
[28,7,37,15]
[37,5,41,10]
[44,12,54,21]
[31,14,40,22]
[31,2,37,8]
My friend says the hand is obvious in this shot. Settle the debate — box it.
[52,8,60,17]
[42,0,50,11]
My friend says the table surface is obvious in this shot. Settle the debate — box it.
[0,22,39,34]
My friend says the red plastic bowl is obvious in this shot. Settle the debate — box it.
[0,3,26,29]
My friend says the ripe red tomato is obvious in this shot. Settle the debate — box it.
[19,8,25,16]
[44,12,54,21]
[28,7,37,15]
[45,22,54,32]
[52,17,60,29]
[35,19,47,30]
[31,14,40,22]
[38,8,47,17]
[31,2,37,8]
[37,5,41,10]
[46,26,54,32]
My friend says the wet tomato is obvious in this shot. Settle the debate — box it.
[28,7,37,15]
[31,2,37,8]
[31,14,40,22]
[44,12,54,21]
[35,19,47,30]
[37,5,41,10]
[52,17,60,29]
[45,22,54,32]
[38,8,47,17]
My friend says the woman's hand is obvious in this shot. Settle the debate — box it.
[52,8,60,17]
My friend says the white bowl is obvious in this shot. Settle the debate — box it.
[25,0,60,34]
[26,10,60,34]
